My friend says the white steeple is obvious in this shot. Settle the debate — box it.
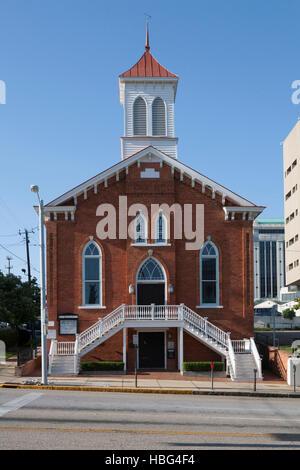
[119,26,179,160]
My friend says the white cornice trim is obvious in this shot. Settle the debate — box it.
[223,206,265,221]
[43,206,76,222]
[45,147,260,209]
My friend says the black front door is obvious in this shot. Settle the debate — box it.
[137,284,165,305]
[139,332,165,369]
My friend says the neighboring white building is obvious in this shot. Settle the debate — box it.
[283,120,300,287]
[253,219,285,301]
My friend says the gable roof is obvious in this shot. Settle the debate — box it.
[45,146,261,210]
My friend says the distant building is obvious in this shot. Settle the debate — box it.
[253,219,285,301]
[283,120,300,287]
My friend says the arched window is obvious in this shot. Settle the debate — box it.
[152,97,166,136]
[133,96,147,136]
[137,258,165,281]
[155,212,167,243]
[200,241,219,305]
[83,241,101,306]
[135,213,147,244]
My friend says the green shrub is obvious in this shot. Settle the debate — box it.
[183,361,224,372]
[80,361,124,371]
[282,308,296,321]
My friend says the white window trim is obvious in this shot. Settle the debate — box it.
[78,305,106,310]
[136,257,167,305]
[200,241,220,307]
[82,241,103,307]
[152,96,167,137]
[134,213,147,244]
[155,212,168,244]
[196,305,224,309]
[133,96,147,136]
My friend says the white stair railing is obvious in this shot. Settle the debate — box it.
[48,339,56,375]
[49,304,262,381]
[182,305,229,349]
[76,304,231,354]
[55,305,234,357]
[250,338,262,378]
[227,335,237,379]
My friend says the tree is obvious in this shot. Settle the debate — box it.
[0,271,40,344]
[294,297,300,312]
[282,308,296,321]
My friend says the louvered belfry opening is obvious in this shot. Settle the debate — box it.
[152,97,166,136]
[133,96,147,135]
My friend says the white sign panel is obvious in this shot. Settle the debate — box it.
[47,329,56,340]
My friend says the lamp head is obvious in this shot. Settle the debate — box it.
[30,185,39,193]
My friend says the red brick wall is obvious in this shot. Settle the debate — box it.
[46,160,255,367]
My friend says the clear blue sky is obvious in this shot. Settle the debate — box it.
[0,0,299,281]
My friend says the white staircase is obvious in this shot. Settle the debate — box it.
[49,355,76,376]
[48,304,263,381]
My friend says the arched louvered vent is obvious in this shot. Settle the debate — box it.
[152,97,166,136]
[133,97,147,136]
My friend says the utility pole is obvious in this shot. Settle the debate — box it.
[19,229,34,283]
[6,256,13,274]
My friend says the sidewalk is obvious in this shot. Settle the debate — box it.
[1,360,300,397]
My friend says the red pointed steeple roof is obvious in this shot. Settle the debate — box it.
[120,50,178,78]
[120,24,178,79]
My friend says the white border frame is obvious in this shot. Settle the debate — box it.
[135,257,167,305]
[133,95,147,136]
[82,240,103,307]
[200,241,219,307]
[151,96,167,137]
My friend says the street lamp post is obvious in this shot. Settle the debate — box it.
[31,185,48,385]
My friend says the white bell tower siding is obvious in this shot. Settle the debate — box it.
[119,77,178,160]
[119,28,179,161]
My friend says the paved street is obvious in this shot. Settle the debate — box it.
[0,388,300,450]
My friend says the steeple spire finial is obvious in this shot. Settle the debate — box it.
[145,14,151,52]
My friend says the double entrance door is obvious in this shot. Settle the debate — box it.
[138,332,165,369]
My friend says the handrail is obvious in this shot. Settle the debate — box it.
[227,335,237,379]
[56,341,75,355]
[58,304,232,356]
[183,305,228,348]
[250,338,262,378]
[232,339,251,353]
[48,340,56,374]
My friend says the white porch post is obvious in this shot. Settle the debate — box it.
[123,327,127,372]
[178,327,183,372]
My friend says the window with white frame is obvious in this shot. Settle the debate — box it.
[135,213,147,243]
[83,241,101,305]
[133,96,147,136]
[137,258,165,281]
[152,97,166,136]
[200,241,219,305]
[155,212,167,243]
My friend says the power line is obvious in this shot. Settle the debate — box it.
[0,242,40,273]
[0,233,20,237]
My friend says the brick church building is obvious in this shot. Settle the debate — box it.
[46,28,264,379]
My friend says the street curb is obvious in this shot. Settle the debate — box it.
[1,383,300,398]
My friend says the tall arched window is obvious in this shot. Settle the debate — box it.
[135,213,147,244]
[152,97,166,136]
[200,241,219,305]
[155,212,167,243]
[83,241,101,306]
[133,96,147,136]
